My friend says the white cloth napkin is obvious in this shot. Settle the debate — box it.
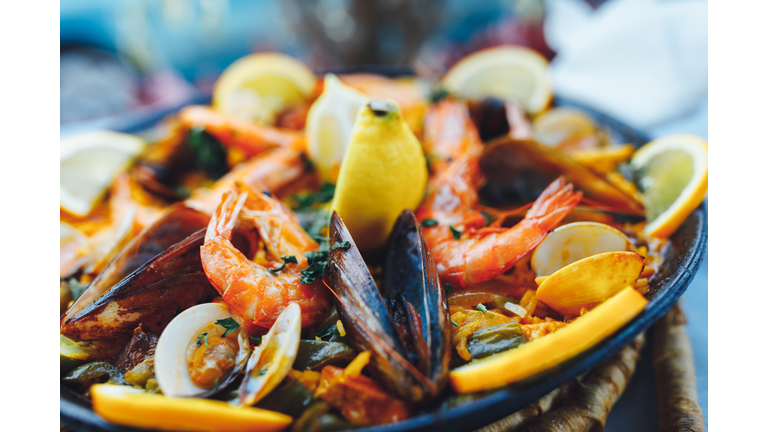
[544,0,708,138]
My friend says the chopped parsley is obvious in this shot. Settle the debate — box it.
[187,127,229,179]
[300,250,329,284]
[293,183,335,210]
[451,319,459,327]
[449,225,462,239]
[66,278,89,301]
[250,336,262,345]
[315,322,339,339]
[215,318,240,337]
[476,304,488,314]
[213,377,219,392]
[444,283,453,294]
[331,241,350,251]
[268,255,298,274]
[422,219,438,228]
[196,332,209,347]
[428,87,450,104]
[257,368,269,376]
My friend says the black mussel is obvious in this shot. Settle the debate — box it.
[326,210,451,404]
[63,205,210,323]
[468,98,533,143]
[60,229,213,340]
[479,137,645,215]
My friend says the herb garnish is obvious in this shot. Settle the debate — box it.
[449,225,462,239]
[294,183,335,210]
[422,219,438,227]
[250,336,262,345]
[451,319,459,327]
[268,255,298,274]
[215,318,240,337]
[258,368,269,376]
[445,282,453,294]
[187,127,229,179]
[331,241,350,251]
[476,304,488,314]
[197,332,209,346]
[213,377,219,392]
[428,87,450,104]
[300,250,329,284]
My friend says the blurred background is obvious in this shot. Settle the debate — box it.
[60,0,707,430]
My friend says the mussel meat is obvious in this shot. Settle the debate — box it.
[326,210,451,404]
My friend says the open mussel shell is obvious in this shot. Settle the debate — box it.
[154,303,250,398]
[326,210,450,404]
[60,229,214,341]
[536,251,644,316]
[382,210,452,395]
[63,204,210,323]
[479,137,644,215]
[531,222,632,277]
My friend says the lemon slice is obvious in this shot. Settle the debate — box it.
[442,46,553,114]
[91,384,291,432]
[60,131,145,217]
[213,53,317,124]
[630,134,708,238]
[305,74,368,182]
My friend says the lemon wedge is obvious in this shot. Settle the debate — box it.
[442,45,553,114]
[330,100,427,252]
[213,53,317,124]
[305,74,369,182]
[60,131,145,217]
[91,384,292,432]
[630,134,708,238]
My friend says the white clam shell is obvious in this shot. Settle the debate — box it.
[532,222,631,277]
[239,303,301,406]
[154,303,244,397]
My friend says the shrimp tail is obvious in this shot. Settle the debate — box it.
[205,191,248,244]
[527,176,583,232]
[462,177,581,286]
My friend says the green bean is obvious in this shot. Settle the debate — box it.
[294,340,355,370]
[466,322,526,359]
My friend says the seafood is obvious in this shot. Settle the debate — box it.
[59,49,706,432]
[62,204,211,327]
[418,163,582,287]
[422,98,483,172]
[479,137,644,214]
[201,184,332,329]
[326,210,451,404]
[154,303,251,398]
[60,229,214,340]
[185,147,309,215]
[179,105,306,157]
[531,221,632,277]
[535,251,644,316]
[240,303,301,405]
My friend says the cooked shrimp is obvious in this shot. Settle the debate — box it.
[422,98,483,172]
[179,105,306,156]
[186,147,309,215]
[200,184,331,329]
[416,104,582,287]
